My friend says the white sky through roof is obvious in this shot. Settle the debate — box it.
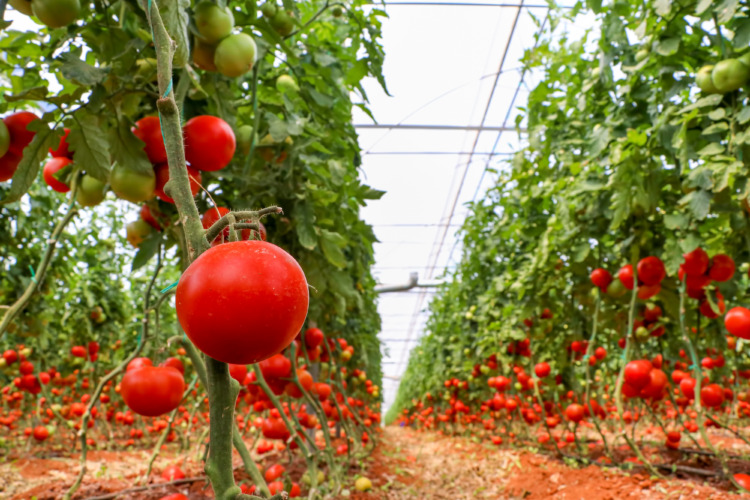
[354,0,588,411]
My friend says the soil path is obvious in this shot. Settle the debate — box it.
[351,426,742,500]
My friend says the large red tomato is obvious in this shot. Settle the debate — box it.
[304,327,324,349]
[183,115,236,171]
[682,247,709,276]
[624,359,652,389]
[49,128,72,158]
[708,254,735,282]
[564,403,585,423]
[228,363,248,383]
[120,366,185,417]
[132,116,168,164]
[700,384,724,408]
[42,157,72,193]
[637,256,665,285]
[154,163,201,203]
[4,111,38,156]
[725,307,750,340]
[618,264,634,290]
[590,268,612,289]
[175,240,308,364]
[259,354,292,379]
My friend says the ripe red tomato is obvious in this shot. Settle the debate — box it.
[285,369,314,398]
[159,357,184,375]
[618,264,634,290]
[132,116,168,164]
[312,382,331,401]
[700,384,724,408]
[637,283,660,300]
[699,292,725,319]
[261,417,290,440]
[229,363,248,383]
[120,366,185,417]
[4,111,38,155]
[640,369,667,399]
[594,347,606,360]
[682,247,709,276]
[32,425,49,441]
[259,354,292,380]
[708,254,735,282]
[126,357,153,371]
[624,360,652,390]
[0,151,21,182]
[49,128,72,158]
[637,256,665,285]
[534,362,551,378]
[154,163,201,203]
[565,403,585,423]
[71,346,87,358]
[304,327,324,349]
[175,240,309,364]
[159,495,189,500]
[735,473,750,490]
[264,463,285,482]
[140,204,164,231]
[680,377,696,399]
[161,464,185,481]
[183,115,236,171]
[725,307,750,340]
[42,157,72,193]
[590,268,612,289]
[2,350,18,364]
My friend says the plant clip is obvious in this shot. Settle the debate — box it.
[161,280,179,294]
[28,265,37,284]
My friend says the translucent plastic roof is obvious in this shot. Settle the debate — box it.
[354,0,584,410]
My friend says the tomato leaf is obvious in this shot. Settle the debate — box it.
[132,232,162,272]
[108,120,153,176]
[68,112,111,182]
[1,121,59,204]
[58,50,109,86]
[655,37,680,56]
[320,230,348,269]
[295,202,318,250]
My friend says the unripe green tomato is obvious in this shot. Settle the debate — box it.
[109,163,155,203]
[696,65,719,94]
[135,58,158,83]
[467,375,474,382]
[591,66,601,79]
[76,174,107,207]
[66,421,75,428]
[193,38,218,72]
[712,59,750,93]
[0,120,9,158]
[606,278,627,298]
[31,0,80,28]
[9,0,33,15]
[260,2,277,17]
[463,348,470,356]
[443,393,450,401]
[514,382,523,391]
[236,125,254,155]
[20,347,31,357]
[479,365,491,375]
[0,359,6,369]
[446,356,452,362]
[635,326,650,341]
[449,336,457,343]
[193,1,234,44]
[635,48,649,62]
[270,10,294,36]
[355,477,372,492]
[214,33,257,77]
[332,6,343,17]
[276,74,299,93]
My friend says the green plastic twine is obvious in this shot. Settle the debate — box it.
[160,280,179,294]
[28,265,36,283]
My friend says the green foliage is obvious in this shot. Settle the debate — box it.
[390,0,750,421]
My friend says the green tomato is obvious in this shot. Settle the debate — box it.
[696,65,719,94]
[463,348,470,356]
[355,477,372,492]
[126,219,154,248]
[635,326,650,341]
[193,1,234,44]
[214,33,257,78]
[606,278,627,298]
[31,0,80,28]
[9,0,33,15]
[0,120,9,158]
[479,365,491,375]
[711,59,750,93]
[514,382,523,391]
[237,125,254,156]
[635,49,649,62]
[109,163,155,203]
[332,6,343,17]
[276,74,299,93]
[76,174,107,207]
[270,10,294,36]
[260,2,277,17]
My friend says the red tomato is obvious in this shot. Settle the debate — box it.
[175,241,309,365]
[120,366,185,417]
[42,157,72,193]
[637,256,665,286]
[708,253,735,282]
[304,327,325,349]
[19,361,34,375]
[259,354,292,380]
[618,264,634,290]
[725,307,750,340]
[565,403,585,423]
[132,116,168,164]
[699,291,725,319]
[285,369,314,398]
[264,463,285,482]
[126,357,153,372]
[637,283,660,300]
[159,357,185,375]
[160,464,185,481]
[159,494,189,500]
[700,384,724,408]
[4,111,38,156]
[261,417,290,440]
[735,473,750,491]
[0,151,21,182]
[594,347,606,360]
[682,247,709,276]
[643,305,661,322]
[312,382,332,401]
[49,128,72,158]
[639,369,667,399]
[183,115,236,171]
[2,350,18,364]
[680,377,696,399]
[268,481,285,495]
[71,346,87,358]
[229,363,248,383]
[154,163,201,203]
[590,268,611,289]
[624,360,652,390]
[32,425,49,441]
[534,362,551,378]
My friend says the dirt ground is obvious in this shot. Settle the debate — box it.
[1,426,748,499]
